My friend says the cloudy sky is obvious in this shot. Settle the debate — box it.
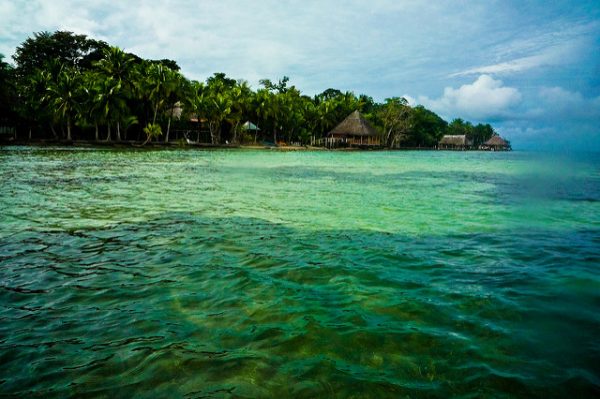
[1,0,599,150]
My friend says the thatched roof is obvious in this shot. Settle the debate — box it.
[483,135,508,146]
[242,121,260,131]
[329,110,378,137]
[439,135,472,146]
[168,101,183,120]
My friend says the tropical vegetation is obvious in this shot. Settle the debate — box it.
[0,31,498,147]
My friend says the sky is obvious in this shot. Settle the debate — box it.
[1,0,599,150]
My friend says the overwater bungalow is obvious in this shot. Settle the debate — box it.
[322,110,381,148]
[480,135,511,151]
[438,135,472,150]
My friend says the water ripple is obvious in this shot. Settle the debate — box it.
[0,148,598,397]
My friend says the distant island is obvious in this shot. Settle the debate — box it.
[0,31,509,150]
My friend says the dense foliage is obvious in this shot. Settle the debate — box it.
[1,31,498,146]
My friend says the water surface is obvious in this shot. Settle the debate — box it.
[1,147,599,398]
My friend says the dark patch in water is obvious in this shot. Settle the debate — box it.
[0,214,598,397]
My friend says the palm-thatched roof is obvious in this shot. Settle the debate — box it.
[483,135,509,146]
[242,121,260,131]
[439,135,472,146]
[329,110,378,137]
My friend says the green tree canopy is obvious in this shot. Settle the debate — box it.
[13,31,107,78]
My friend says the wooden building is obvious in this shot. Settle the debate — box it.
[438,135,473,150]
[325,110,381,147]
[480,135,511,151]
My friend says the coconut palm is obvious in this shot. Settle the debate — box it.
[183,80,206,142]
[96,46,135,86]
[227,80,252,143]
[147,63,177,125]
[143,122,162,145]
[45,66,80,141]
[76,70,100,140]
[206,93,232,144]
[92,77,131,141]
[163,72,186,143]
[19,68,53,140]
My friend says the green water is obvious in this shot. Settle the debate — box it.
[0,147,598,398]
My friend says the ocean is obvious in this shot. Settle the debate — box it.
[1,147,598,397]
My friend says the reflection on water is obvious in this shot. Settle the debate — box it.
[0,147,599,397]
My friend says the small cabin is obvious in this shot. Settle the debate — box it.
[438,135,472,150]
[324,110,381,147]
[480,135,511,151]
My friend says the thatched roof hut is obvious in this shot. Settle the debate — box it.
[481,135,511,151]
[329,110,378,138]
[438,135,472,149]
[242,121,260,131]
[483,135,508,147]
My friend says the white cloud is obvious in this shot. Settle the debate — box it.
[451,21,598,77]
[535,87,600,119]
[522,86,600,120]
[414,75,522,120]
[402,95,417,106]
[493,87,600,151]
[451,53,557,77]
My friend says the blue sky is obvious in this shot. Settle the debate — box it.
[1,0,599,150]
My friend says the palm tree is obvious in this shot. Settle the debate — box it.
[163,71,186,143]
[20,69,53,140]
[134,62,180,142]
[77,70,100,140]
[183,80,206,142]
[147,63,176,125]
[202,74,238,144]
[228,80,252,143]
[95,46,138,141]
[206,93,232,144]
[96,46,135,85]
[143,122,162,145]
[45,66,80,141]
[253,89,272,143]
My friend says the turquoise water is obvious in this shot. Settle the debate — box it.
[0,147,598,398]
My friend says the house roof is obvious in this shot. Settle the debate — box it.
[483,135,509,146]
[329,110,378,137]
[439,135,472,146]
[242,121,260,130]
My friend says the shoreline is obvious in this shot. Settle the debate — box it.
[0,139,505,152]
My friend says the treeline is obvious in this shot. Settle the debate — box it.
[0,31,497,146]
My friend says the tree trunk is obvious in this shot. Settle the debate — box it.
[232,121,239,144]
[273,128,277,144]
[210,121,219,144]
[116,122,121,141]
[152,104,159,125]
[66,117,72,141]
[165,117,171,143]
[95,124,99,141]
[50,125,57,139]
[29,128,32,140]
[385,127,393,147]
[106,125,111,142]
